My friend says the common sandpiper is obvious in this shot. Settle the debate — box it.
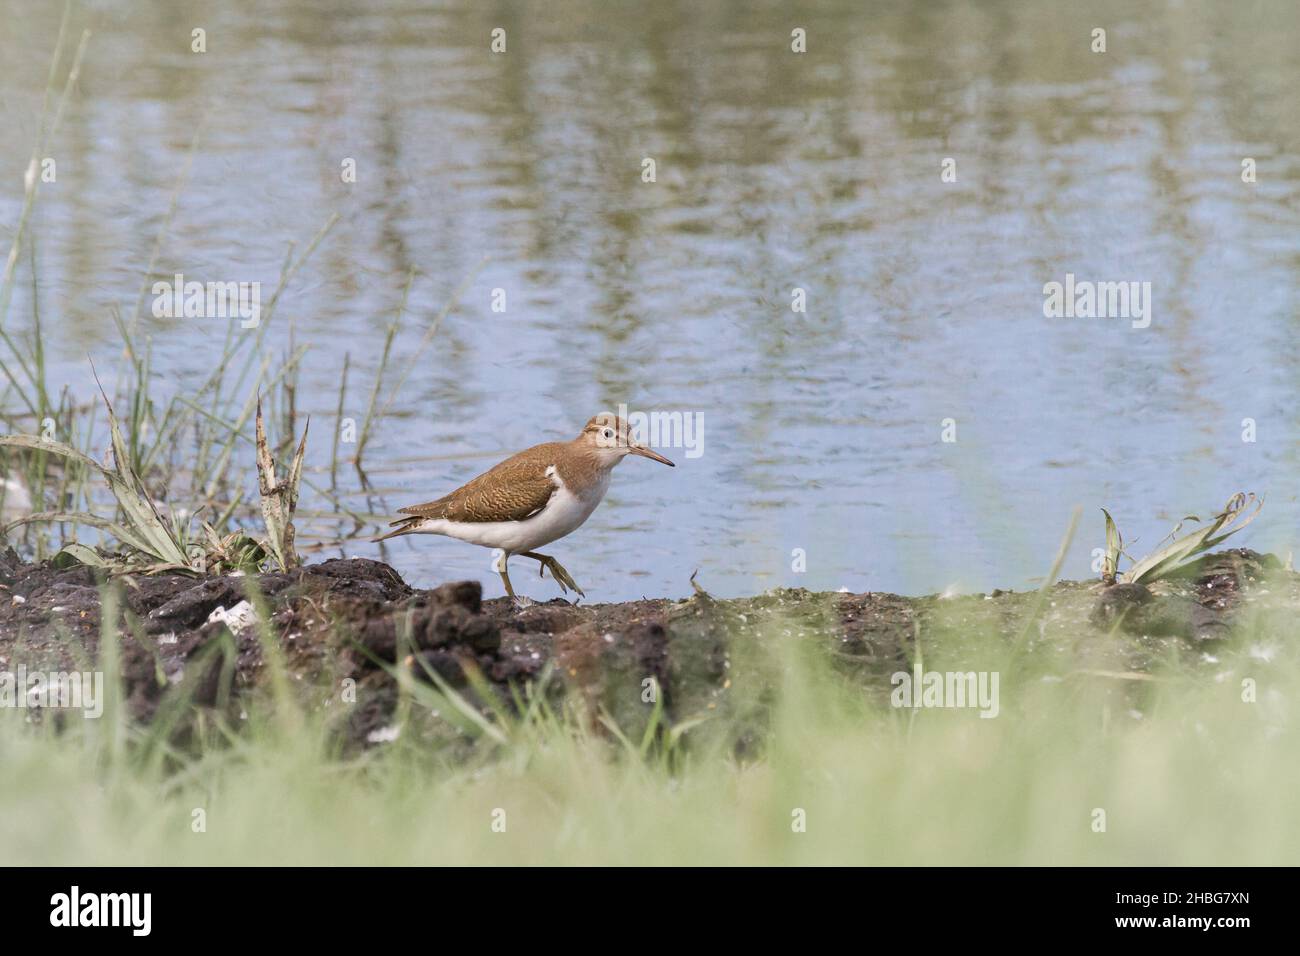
[378,413,674,600]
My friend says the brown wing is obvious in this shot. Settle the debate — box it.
[397,443,562,523]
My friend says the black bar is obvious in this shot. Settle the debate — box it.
[1,867,1277,940]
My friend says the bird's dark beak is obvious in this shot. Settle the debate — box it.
[630,445,675,466]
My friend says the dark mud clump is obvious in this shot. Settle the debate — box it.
[0,546,1295,752]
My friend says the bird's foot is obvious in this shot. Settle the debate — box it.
[527,553,585,599]
[548,559,585,599]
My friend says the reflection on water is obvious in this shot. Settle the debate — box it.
[2,0,1298,599]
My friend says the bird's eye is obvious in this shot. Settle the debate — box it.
[602,428,614,440]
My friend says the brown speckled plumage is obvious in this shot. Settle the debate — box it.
[396,442,573,524]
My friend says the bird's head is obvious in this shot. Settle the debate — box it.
[578,413,675,467]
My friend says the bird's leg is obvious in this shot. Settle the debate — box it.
[499,553,536,608]
[497,552,516,599]
[519,551,585,599]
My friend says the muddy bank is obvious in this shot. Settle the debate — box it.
[0,548,1295,751]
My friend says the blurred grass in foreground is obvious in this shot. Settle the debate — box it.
[1,602,1294,866]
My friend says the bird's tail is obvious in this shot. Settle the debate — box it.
[373,515,424,543]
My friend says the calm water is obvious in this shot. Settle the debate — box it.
[2,0,1298,600]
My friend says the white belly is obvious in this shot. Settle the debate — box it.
[411,471,609,553]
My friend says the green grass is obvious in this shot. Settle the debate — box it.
[2,596,1296,866]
